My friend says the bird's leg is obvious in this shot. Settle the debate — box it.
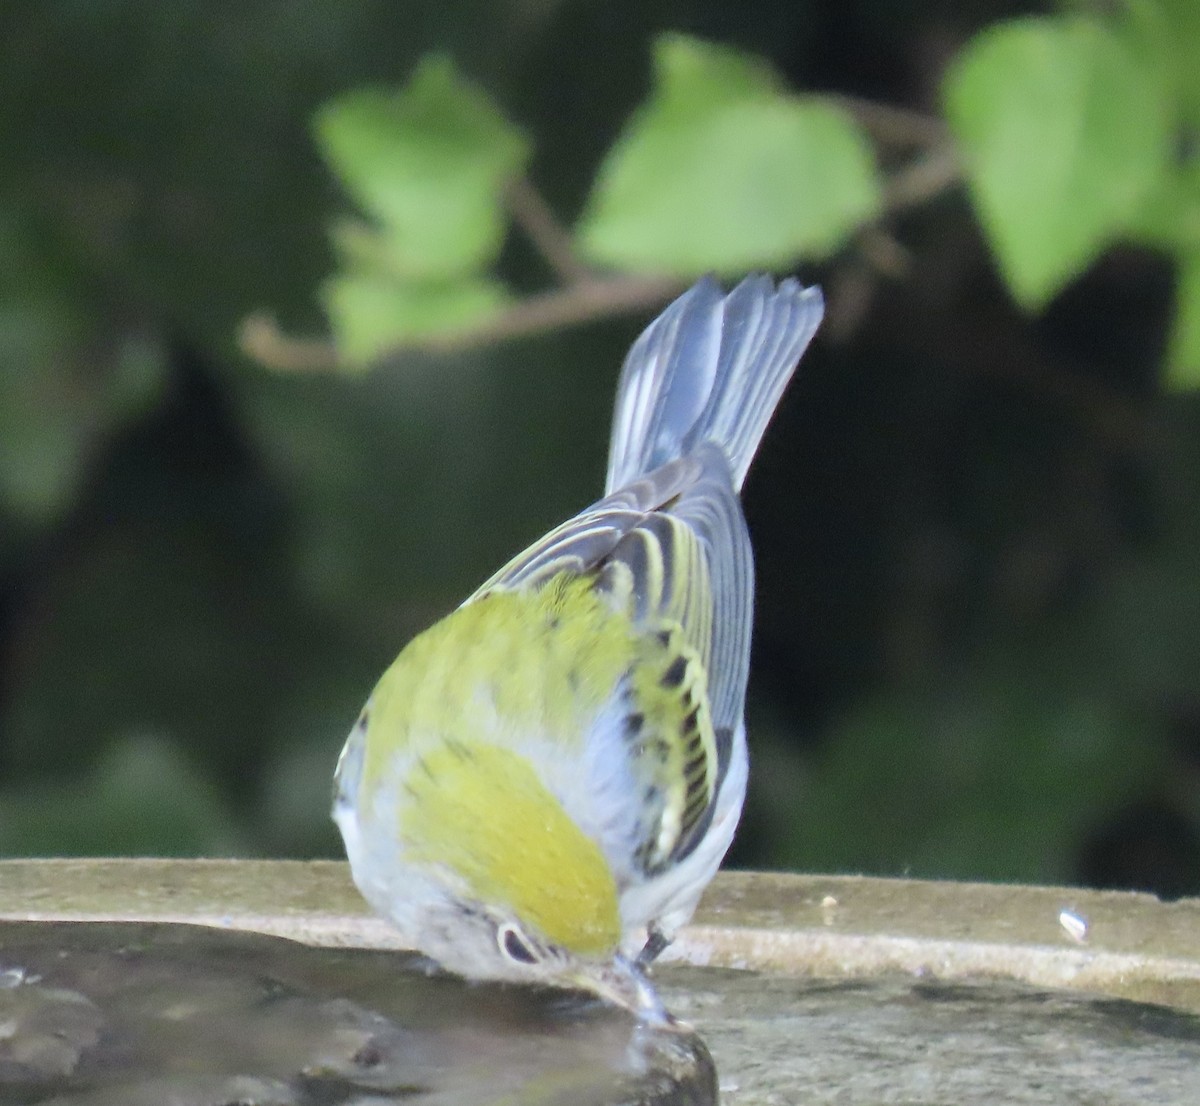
[636,924,671,967]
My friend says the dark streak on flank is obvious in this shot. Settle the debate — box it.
[684,751,707,778]
[660,656,687,688]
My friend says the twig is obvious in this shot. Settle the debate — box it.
[414,273,687,351]
[856,227,911,279]
[239,273,687,372]
[824,142,961,338]
[505,176,593,285]
[881,143,963,216]
[241,95,964,373]
[828,94,950,148]
[239,313,339,373]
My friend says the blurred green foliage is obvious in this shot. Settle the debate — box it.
[575,35,881,273]
[303,12,1200,380]
[944,17,1173,310]
[1,0,1198,896]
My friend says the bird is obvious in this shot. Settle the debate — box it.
[333,273,824,1020]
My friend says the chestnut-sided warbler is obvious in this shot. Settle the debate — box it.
[333,274,823,1018]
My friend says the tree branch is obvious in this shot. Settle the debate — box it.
[240,95,966,373]
[239,273,687,372]
[505,176,592,285]
[240,313,340,373]
[881,143,962,216]
[829,94,950,148]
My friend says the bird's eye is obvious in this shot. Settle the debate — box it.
[498,922,540,966]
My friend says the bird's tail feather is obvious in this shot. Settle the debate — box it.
[604,274,824,495]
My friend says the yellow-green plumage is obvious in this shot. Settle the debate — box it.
[627,621,718,871]
[363,577,633,777]
[333,274,824,1012]
[359,572,720,947]
[360,578,632,954]
[399,740,621,954]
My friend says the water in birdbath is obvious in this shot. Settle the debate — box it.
[5,918,1200,1104]
[0,921,715,1106]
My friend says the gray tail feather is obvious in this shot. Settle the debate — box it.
[604,274,824,495]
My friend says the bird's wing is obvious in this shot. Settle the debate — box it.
[471,443,750,870]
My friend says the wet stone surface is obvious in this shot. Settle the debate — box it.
[4,920,1200,1105]
[655,964,1200,1104]
[0,922,715,1106]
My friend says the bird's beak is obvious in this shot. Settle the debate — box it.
[571,954,675,1027]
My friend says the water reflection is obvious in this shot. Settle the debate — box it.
[0,922,716,1106]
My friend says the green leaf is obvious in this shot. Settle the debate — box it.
[943,16,1173,309]
[321,272,508,367]
[314,57,529,278]
[1119,0,1200,126]
[1128,157,1200,252]
[577,34,881,275]
[1167,248,1200,389]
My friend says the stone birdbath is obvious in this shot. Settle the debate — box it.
[2,859,1199,1103]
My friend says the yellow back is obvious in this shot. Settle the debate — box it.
[360,576,634,953]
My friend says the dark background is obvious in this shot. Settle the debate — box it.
[2,0,1197,897]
